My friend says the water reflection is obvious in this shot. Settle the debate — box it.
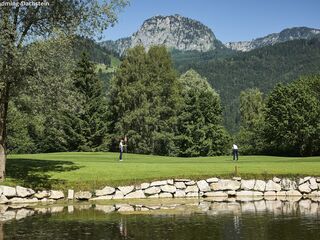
[1,198,320,240]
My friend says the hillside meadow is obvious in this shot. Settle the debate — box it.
[5,152,320,191]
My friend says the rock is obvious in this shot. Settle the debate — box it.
[210,180,241,191]
[148,194,159,198]
[75,191,92,200]
[124,190,146,199]
[308,191,320,197]
[316,178,320,183]
[277,191,287,196]
[299,176,311,185]
[286,190,302,197]
[49,190,64,200]
[175,178,192,182]
[197,180,211,192]
[185,181,196,186]
[90,195,113,201]
[0,186,17,197]
[236,191,254,197]
[265,180,281,192]
[67,190,74,200]
[272,177,281,183]
[0,194,8,204]
[167,179,174,185]
[310,183,318,191]
[309,177,317,185]
[254,180,266,192]
[186,192,199,198]
[160,185,176,193]
[34,190,49,199]
[144,187,161,195]
[16,186,35,198]
[253,191,264,197]
[150,180,167,187]
[118,186,134,196]
[113,191,124,199]
[185,185,199,193]
[264,191,277,196]
[140,183,150,189]
[280,178,297,190]
[95,186,115,196]
[227,190,236,196]
[232,177,241,181]
[298,183,312,193]
[174,190,186,198]
[159,193,173,198]
[204,191,228,197]
[174,182,186,189]
[9,197,39,204]
[206,177,219,183]
[95,205,115,213]
[0,210,16,221]
[241,180,255,190]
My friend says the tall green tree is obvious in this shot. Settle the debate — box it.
[175,69,229,157]
[66,53,109,151]
[264,75,320,156]
[237,88,265,154]
[108,46,182,155]
[0,0,129,179]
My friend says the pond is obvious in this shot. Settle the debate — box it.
[1,198,320,240]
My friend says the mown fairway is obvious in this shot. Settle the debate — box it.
[6,152,320,191]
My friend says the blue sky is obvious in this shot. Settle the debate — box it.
[102,0,320,43]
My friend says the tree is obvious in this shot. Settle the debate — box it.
[66,53,109,151]
[0,0,129,180]
[264,75,320,156]
[175,69,229,156]
[237,88,265,154]
[108,46,182,155]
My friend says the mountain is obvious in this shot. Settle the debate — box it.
[101,14,223,55]
[175,36,320,132]
[225,27,320,51]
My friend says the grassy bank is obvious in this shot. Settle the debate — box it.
[5,152,320,191]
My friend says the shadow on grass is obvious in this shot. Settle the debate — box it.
[6,158,81,190]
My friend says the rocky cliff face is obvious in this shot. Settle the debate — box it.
[225,27,320,51]
[101,15,218,55]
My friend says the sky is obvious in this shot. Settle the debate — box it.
[102,0,320,43]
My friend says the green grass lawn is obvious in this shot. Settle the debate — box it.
[5,152,320,191]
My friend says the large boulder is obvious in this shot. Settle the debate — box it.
[206,177,219,183]
[210,180,241,191]
[197,180,211,192]
[174,190,186,198]
[49,190,64,200]
[150,180,167,187]
[9,197,39,204]
[118,186,134,196]
[253,180,266,192]
[265,180,281,192]
[185,185,199,193]
[67,190,74,200]
[95,186,115,196]
[144,187,161,195]
[113,191,124,199]
[0,186,17,197]
[240,180,255,190]
[124,190,146,199]
[174,182,186,189]
[16,186,35,198]
[298,183,311,193]
[160,185,176,193]
[140,183,150,189]
[75,191,92,200]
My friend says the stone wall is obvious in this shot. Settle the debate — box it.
[0,176,320,203]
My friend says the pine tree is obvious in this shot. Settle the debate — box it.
[67,53,109,151]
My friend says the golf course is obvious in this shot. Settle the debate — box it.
[5,152,320,191]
